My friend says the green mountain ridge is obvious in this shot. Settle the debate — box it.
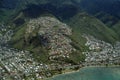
[95,12,120,27]
[112,21,120,37]
[68,13,120,43]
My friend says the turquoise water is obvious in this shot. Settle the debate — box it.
[48,67,120,80]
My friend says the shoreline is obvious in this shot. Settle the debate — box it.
[45,69,80,80]
[46,64,120,80]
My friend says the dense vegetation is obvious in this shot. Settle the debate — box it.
[68,13,120,43]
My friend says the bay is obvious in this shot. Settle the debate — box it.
[48,67,120,80]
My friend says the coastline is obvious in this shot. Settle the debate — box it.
[46,64,120,80]
[45,69,80,80]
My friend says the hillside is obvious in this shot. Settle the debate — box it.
[112,21,120,37]
[10,12,120,64]
[1,0,120,53]
[1,0,120,25]
[68,13,120,43]
[95,12,120,27]
[11,15,85,64]
[79,0,120,17]
[0,0,77,21]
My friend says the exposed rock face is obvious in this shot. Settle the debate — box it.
[25,16,75,57]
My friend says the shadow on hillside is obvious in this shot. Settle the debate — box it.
[22,3,79,20]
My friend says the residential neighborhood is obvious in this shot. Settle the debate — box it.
[0,21,77,80]
[0,20,120,80]
[83,35,120,66]
[26,17,76,58]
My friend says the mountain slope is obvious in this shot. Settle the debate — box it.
[79,0,120,17]
[112,21,120,37]
[68,13,120,43]
[11,15,86,63]
[0,0,119,44]
[1,0,120,23]
[95,12,120,27]
[0,0,80,22]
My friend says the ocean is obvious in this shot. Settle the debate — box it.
[48,67,120,80]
